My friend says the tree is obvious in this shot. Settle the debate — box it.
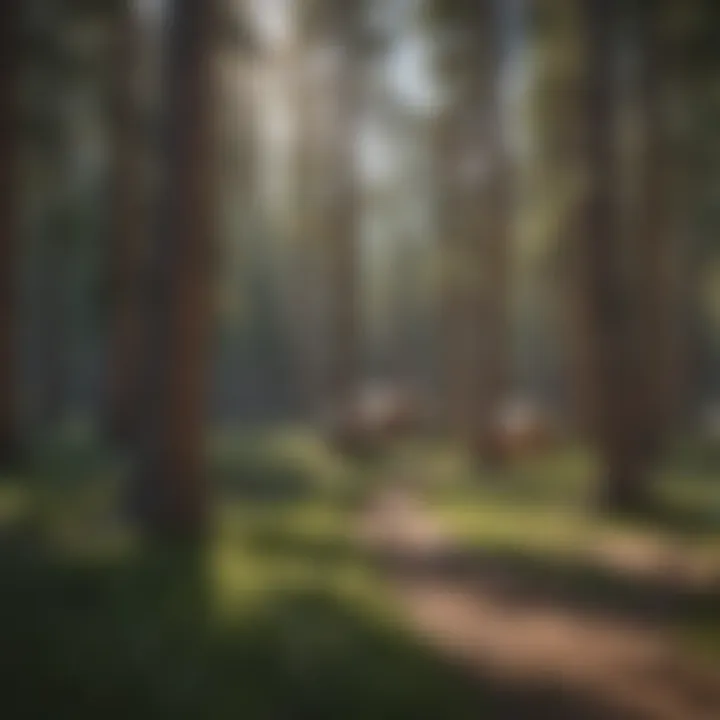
[287,0,332,421]
[432,0,510,461]
[577,0,632,510]
[105,0,147,443]
[528,0,586,426]
[322,0,363,414]
[633,0,675,460]
[576,0,677,511]
[130,0,220,538]
[0,0,21,467]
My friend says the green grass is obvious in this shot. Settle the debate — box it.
[2,431,719,717]
[0,428,493,720]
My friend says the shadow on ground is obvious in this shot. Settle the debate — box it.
[2,434,718,719]
[0,519,676,720]
[380,544,720,630]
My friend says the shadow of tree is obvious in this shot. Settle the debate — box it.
[629,502,720,539]
[3,432,718,719]
[0,531,658,720]
[379,542,720,630]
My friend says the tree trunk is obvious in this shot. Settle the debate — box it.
[435,0,510,462]
[473,0,511,464]
[106,1,146,443]
[598,442,654,514]
[288,6,329,422]
[323,0,362,415]
[0,0,21,467]
[436,65,470,439]
[634,2,676,457]
[580,0,653,513]
[131,0,219,539]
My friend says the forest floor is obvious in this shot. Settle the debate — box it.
[0,427,488,718]
[358,462,720,720]
[0,427,719,718]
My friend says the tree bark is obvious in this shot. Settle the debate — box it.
[131,0,219,539]
[634,2,677,457]
[580,0,654,513]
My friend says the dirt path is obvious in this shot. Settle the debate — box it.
[358,485,720,720]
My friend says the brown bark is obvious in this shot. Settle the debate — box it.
[634,3,680,455]
[579,0,629,508]
[131,0,219,538]
[0,0,21,467]
[436,0,510,461]
[579,0,660,513]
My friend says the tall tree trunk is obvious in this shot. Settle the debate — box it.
[533,0,589,432]
[635,2,677,457]
[106,1,146,443]
[436,68,470,439]
[323,0,362,414]
[131,0,219,539]
[435,0,510,462]
[580,0,652,512]
[288,5,328,421]
[472,0,511,463]
[0,0,21,467]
